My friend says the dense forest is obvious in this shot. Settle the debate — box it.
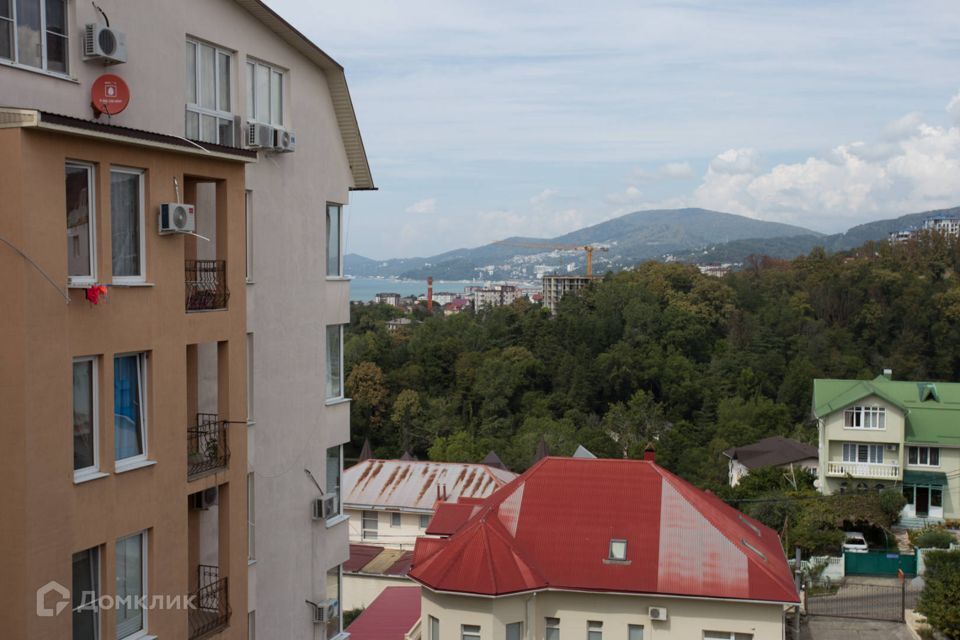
[344,232,960,494]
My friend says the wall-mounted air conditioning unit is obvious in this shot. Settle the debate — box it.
[648,606,668,621]
[189,487,218,511]
[158,203,196,234]
[247,122,274,149]
[83,24,127,64]
[274,129,296,153]
[885,444,898,452]
[312,598,337,624]
[311,495,338,521]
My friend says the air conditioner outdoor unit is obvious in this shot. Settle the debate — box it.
[885,444,898,452]
[246,122,274,149]
[190,487,219,511]
[312,599,337,624]
[274,129,296,153]
[158,203,196,234]
[83,24,127,64]
[312,495,338,521]
[648,607,668,621]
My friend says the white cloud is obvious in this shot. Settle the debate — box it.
[659,162,695,179]
[530,188,558,205]
[405,198,437,214]
[606,186,644,205]
[947,91,960,127]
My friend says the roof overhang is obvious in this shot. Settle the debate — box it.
[0,108,257,163]
[345,503,434,514]
[232,0,375,190]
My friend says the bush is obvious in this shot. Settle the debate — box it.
[910,525,957,550]
[917,550,960,637]
[878,489,908,523]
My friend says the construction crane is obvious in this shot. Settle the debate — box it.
[493,241,609,276]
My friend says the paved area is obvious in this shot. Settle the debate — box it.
[800,617,913,640]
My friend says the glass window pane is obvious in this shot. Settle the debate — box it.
[391,512,401,527]
[255,64,269,123]
[325,567,341,638]
[0,0,11,18]
[217,51,231,111]
[931,488,943,507]
[111,171,141,277]
[246,62,255,119]
[72,548,99,640]
[65,164,92,278]
[0,18,12,60]
[218,117,234,146]
[44,0,64,33]
[420,514,430,529]
[200,114,217,143]
[271,70,282,125]
[15,0,42,67]
[185,110,200,139]
[326,204,341,276]
[114,354,144,460]
[186,41,197,104]
[908,447,918,465]
[920,448,928,465]
[430,616,440,640]
[200,43,215,109]
[116,534,144,638]
[628,625,644,640]
[506,622,523,640]
[930,448,939,466]
[45,32,65,72]
[73,360,95,471]
[326,325,342,399]
[326,446,341,514]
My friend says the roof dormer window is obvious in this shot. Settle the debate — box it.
[919,383,940,402]
[609,539,627,561]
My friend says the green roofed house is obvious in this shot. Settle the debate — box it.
[813,370,960,528]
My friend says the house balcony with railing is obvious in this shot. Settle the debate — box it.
[825,460,900,480]
[188,413,230,479]
[188,564,230,640]
[186,260,229,311]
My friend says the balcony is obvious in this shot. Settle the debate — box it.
[187,413,230,479]
[188,565,230,640]
[186,260,229,311]
[826,460,900,480]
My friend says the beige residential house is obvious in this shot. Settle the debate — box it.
[0,1,372,639]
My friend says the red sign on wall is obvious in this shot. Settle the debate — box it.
[91,74,130,116]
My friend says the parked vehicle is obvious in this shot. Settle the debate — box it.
[842,531,869,553]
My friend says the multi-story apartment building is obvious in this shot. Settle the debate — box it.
[813,373,960,528]
[541,274,598,312]
[408,456,799,640]
[0,1,372,639]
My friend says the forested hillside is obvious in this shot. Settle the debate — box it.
[344,233,960,490]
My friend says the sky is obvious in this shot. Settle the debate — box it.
[269,0,960,260]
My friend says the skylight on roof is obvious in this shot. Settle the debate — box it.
[609,539,627,561]
[741,539,767,561]
[738,513,761,537]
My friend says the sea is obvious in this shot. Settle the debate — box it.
[348,277,487,302]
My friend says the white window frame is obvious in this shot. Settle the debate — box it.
[0,0,70,75]
[843,406,885,430]
[391,512,402,528]
[110,167,146,284]
[72,545,101,640]
[66,161,97,287]
[326,203,343,278]
[361,510,378,540]
[326,445,343,522]
[627,624,644,640]
[609,539,627,561]
[115,530,148,640]
[246,58,284,126]
[326,325,344,401]
[247,471,255,561]
[246,332,254,424]
[908,446,940,467]
[430,616,440,640]
[545,617,560,640]
[185,38,235,145]
[462,625,481,640]
[842,443,883,464]
[587,620,602,640]
[73,356,99,480]
[506,622,523,640]
[419,514,431,529]
[703,633,753,640]
[114,352,148,469]
[245,190,253,283]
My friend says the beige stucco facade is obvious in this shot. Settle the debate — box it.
[419,589,787,640]
[343,573,414,611]
[347,507,431,550]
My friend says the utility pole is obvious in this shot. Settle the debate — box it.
[794,546,802,638]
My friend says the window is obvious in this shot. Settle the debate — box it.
[391,512,402,528]
[430,616,440,640]
[248,611,255,640]
[703,633,753,640]
[245,190,253,282]
[66,162,96,285]
[842,443,883,464]
[587,620,602,640]
[326,325,343,400]
[325,566,341,640]
[326,203,342,277]
[908,446,940,467]
[843,406,885,429]
[0,0,68,72]
[419,514,431,529]
[116,532,146,639]
[628,625,644,640]
[931,488,943,508]
[110,168,145,282]
[246,59,283,126]
[247,472,255,561]
[186,39,234,145]
[462,625,481,640]
[362,511,378,540]
[545,617,560,640]
[903,486,914,505]
[609,539,627,561]
[326,445,342,519]
[506,622,523,640]
[72,546,100,640]
[114,353,147,464]
[73,357,98,476]
[246,332,254,423]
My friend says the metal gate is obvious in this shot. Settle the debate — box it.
[844,550,917,576]
[805,581,912,622]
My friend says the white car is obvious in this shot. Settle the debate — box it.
[842,532,869,553]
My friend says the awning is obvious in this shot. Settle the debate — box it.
[903,470,947,487]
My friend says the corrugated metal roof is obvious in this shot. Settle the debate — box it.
[346,544,413,577]
[408,457,799,604]
[346,587,421,640]
[722,436,818,470]
[343,459,517,512]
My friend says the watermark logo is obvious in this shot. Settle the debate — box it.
[36,581,70,617]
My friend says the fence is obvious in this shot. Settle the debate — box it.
[806,580,918,622]
[185,260,229,311]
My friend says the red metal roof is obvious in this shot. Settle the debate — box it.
[425,502,478,536]
[408,457,799,604]
[346,544,413,577]
[346,586,421,640]
[345,544,385,573]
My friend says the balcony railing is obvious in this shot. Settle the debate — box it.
[826,460,900,479]
[189,565,230,640]
[186,260,229,311]
[187,413,230,479]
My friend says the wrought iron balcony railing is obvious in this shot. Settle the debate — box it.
[185,260,229,311]
[189,564,230,640]
[187,413,230,479]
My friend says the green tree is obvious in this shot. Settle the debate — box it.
[917,550,960,637]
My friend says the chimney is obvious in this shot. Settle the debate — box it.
[427,276,434,313]
[882,368,893,379]
[643,443,656,462]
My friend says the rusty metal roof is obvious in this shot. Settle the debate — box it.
[343,459,517,512]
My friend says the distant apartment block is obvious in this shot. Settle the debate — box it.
[474,284,522,309]
[375,292,402,306]
[889,213,960,243]
[541,274,599,312]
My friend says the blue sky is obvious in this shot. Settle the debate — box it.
[270,0,960,259]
